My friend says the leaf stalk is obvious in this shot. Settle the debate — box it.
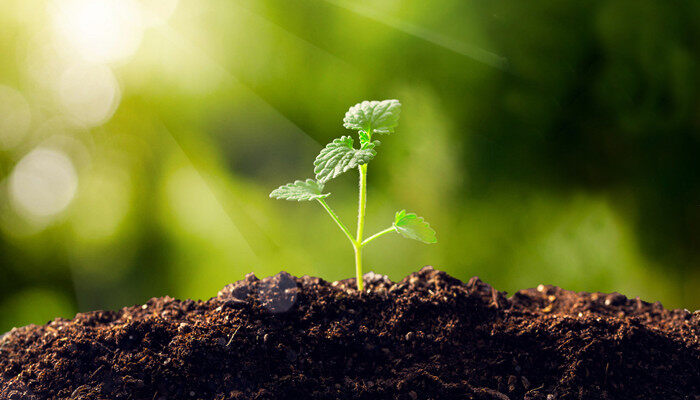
[361,226,396,246]
[316,198,356,245]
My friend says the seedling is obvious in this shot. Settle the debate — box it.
[270,100,437,291]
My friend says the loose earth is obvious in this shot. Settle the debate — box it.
[1,267,698,399]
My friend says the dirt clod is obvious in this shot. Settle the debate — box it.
[1,267,698,399]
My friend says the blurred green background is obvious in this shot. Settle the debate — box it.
[1,0,698,332]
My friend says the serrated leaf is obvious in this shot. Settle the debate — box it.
[269,179,330,201]
[393,210,437,244]
[343,99,401,136]
[314,136,377,182]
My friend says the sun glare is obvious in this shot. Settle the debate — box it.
[50,0,145,64]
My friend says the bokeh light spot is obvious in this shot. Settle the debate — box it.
[9,147,78,221]
[58,63,121,127]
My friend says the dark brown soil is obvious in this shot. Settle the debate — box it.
[1,267,699,400]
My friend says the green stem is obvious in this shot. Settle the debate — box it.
[353,245,362,291]
[317,198,356,245]
[361,226,396,246]
[355,163,368,291]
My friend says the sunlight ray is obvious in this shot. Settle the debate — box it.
[154,25,320,255]
[158,121,261,260]
[154,25,324,259]
[324,0,509,70]
[231,1,356,73]
[160,24,322,145]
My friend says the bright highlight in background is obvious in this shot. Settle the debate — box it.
[9,148,78,221]
[50,0,144,64]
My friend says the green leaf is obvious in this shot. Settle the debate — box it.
[314,136,378,183]
[358,129,371,146]
[269,179,330,201]
[343,100,401,137]
[393,210,437,244]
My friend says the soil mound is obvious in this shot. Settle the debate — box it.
[1,267,698,399]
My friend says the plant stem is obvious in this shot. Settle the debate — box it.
[361,226,396,246]
[316,198,355,245]
[355,163,368,291]
[353,245,363,291]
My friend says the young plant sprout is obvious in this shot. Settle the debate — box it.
[270,100,437,291]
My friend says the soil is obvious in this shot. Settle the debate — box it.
[1,267,698,400]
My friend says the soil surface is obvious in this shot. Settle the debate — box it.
[1,267,699,400]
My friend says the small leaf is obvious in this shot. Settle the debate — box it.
[343,100,401,136]
[393,210,437,244]
[269,179,330,201]
[314,136,377,183]
[358,129,371,146]
[361,139,380,150]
